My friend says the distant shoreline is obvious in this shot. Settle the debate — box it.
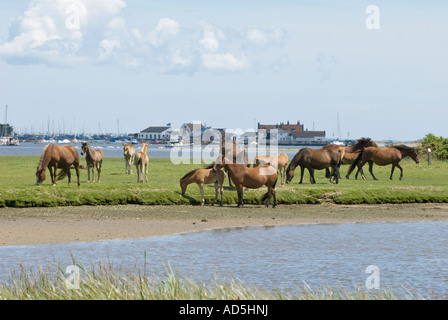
[1,203,448,246]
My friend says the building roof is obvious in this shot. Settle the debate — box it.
[258,121,304,133]
[140,126,171,133]
[292,130,326,138]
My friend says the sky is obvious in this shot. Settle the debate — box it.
[0,0,447,141]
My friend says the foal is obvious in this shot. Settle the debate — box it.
[135,143,149,183]
[81,142,104,183]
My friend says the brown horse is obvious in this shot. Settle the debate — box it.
[81,142,104,183]
[35,143,80,186]
[253,153,289,187]
[213,156,277,208]
[346,145,420,180]
[286,146,345,184]
[180,167,226,206]
[135,143,149,183]
[220,137,249,187]
[123,143,135,174]
[324,138,378,180]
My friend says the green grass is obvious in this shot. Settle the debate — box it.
[0,259,430,300]
[1,156,448,207]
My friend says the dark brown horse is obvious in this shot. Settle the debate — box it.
[213,156,277,208]
[324,138,378,179]
[346,145,420,180]
[35,143,80,186]
[286,146,345,184]
[81,142,104,183]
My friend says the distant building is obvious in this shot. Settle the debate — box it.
[257,121,326,143]
[138,126,171,141]
[0,123,14,136]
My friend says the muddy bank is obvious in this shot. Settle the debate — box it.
[1,203,448,246]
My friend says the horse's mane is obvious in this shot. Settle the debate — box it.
[37,144,51,169]
[356,137,378,148]
[181,163,215,180]
[392,144,415,152]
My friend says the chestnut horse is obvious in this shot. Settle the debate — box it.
[123,143,135,174]
[135,143,149,183]
[220,137,249,187]
[35,143,80,186]
[253,153,289,187]
[286,146,345,184]
[346,145,420,180]
[213,156,277,208]
[324,138,378,180]
[180,166,226,206]
[81,142,104,183]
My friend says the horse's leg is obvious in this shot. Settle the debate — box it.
[74,163,80,187]
[67,167,72,186]
[272,188,277,208]
[236,185,244,207]
[309,168,316,184]
[48,167,54,185]
[92,162,95,182]
[397,163,403,180]
[199,183,205,206]
[299,166,304,184]
[97,161,102,183]
[390,164,395,180]
[368,161,378,180]
[281,168,286,187]
[53,164,58,186]
[212,182,219,206]
[325,168,330,179]
[145,162,148,183]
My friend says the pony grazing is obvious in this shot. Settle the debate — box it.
[286,147,344,184]
[123,143,135,174]
[213,156,278,208]
[346,145,419,180]
[135,143,149,183]
[81,142,104,183]
[35,143,81,186]
[180,166,226,206]
[253,153,289,187]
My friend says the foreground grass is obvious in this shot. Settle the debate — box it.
[0,261,429,300]
[1,156,448,207]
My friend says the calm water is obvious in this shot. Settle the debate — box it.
[0,142,306,159]
[0,221,447,298]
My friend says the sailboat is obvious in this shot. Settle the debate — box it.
[0,105,19,146]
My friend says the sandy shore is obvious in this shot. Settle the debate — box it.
[1,203,448,246]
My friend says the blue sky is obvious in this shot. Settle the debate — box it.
[0,0,447,141]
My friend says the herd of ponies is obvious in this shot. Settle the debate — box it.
[35,138,420,208]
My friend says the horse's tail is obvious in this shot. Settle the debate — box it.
[56,167,70,181]
[346,148,364,177]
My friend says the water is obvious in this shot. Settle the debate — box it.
[0,141,306,160]
[0,221,446,298]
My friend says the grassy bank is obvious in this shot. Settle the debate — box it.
[1,155,448,207]
[0,260,429,300]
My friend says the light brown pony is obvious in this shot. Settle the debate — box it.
[35,143,80,186]
[213,156,277,208]
[81,142,104,183]
[180,166,226,206]
[346,145,419,180]
[253,153,289,187]
[324,138,378,179]
[123,143,135,174]
[286,146,345,184]
[135,143,149,183]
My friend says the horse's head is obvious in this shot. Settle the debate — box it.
[35,167,46,185]
[285,165,295,184]
[212,155,226,172]
[179,178,187,196]
[81,142,88,155]
[410,148,420,164]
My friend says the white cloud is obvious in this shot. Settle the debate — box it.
[202,53,249,71]
[0,0,287,73]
